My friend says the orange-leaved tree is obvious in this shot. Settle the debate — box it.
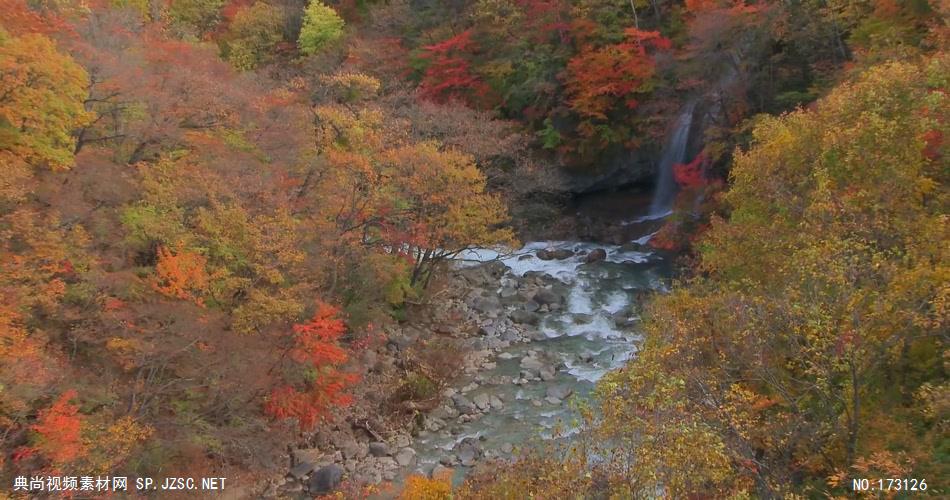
[151,243,212,306]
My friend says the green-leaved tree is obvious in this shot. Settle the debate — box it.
[298,0,344,56]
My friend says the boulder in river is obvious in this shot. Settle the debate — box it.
[490,395,504,410]
[533,289,562,306]
[612,309,639,328]
[619,242,641,252]
[585,248,607,263]
[473,393,491,411]
[572,313,593,324]
[547,384,574,400]
[484,260,508,278]
[455,438,483,467]
[550,248,575,260]
[510,310,540,325]
[451,394,477,415]
[520,355,545,371]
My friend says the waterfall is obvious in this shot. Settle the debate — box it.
[649,101,696,215]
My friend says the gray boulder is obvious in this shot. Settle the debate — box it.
[539,365,557,381]
[432,464,452,478]
[455,438,482,467]
[484,260,508,278]
[473,393,491,411]
[533,289,562,306]
[547,384,574,400]
[309,464,344,494]
[510,310,540,325]
[289,461,316,480]
[395,447,417,467]
[451,394,477,415]
[368,442,390,457]
[473,296,502,315]
[520,356,545,371]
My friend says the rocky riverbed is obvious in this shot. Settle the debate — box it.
[262,237,670,497]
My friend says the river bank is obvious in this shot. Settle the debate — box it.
[257,220,671,497]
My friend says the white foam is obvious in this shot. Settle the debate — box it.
[632,230,659,245]
[456,241,654,280]
[605,248,652,264]
[566,282,594,314]
[603,291,630,314]
[565,363,611,383]
[620,209,672,225]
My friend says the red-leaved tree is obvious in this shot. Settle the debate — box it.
[564,28,671,120]
[30,390,85,466]
[264,302,357,429]
[417,30,492,107]
[673,151,710,188]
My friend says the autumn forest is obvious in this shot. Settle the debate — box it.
[0,0,947,498]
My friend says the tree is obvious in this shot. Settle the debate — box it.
[151,243,212,305]
[0,28,90,170]
[264,302,357,429]
[30,390,84,466]
[69,12,253,163]
[0,300,59,424]
[563,28,669,121]
[377,142,515,286]
[672,151,709,188]
[298,0,344,55]
[598,55,949,496]
[165,0,227,39]
[417,30,492,107]
[221,1,285,70]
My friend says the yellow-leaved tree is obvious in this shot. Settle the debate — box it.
[595,54,948,497]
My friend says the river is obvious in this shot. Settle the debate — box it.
[407,202,673,479]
